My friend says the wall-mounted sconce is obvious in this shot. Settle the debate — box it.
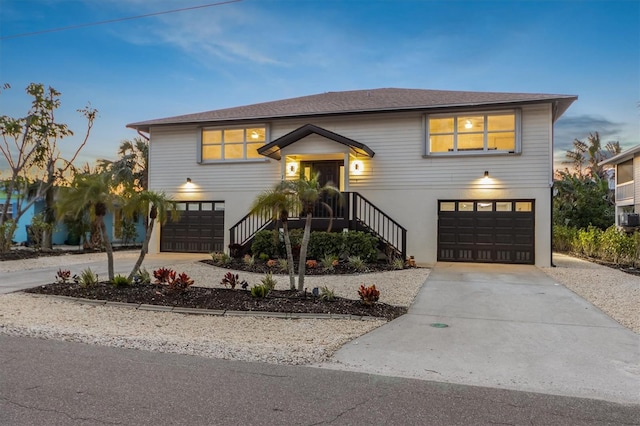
[350,160,364,175]
[286,162,299,176]
[186,177,192,183]
[483,171,489,179]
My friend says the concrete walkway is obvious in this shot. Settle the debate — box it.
[321,262,640,404]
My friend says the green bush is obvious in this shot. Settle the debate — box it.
[576,226,602,257]
[308,232,343,260]
[111,274,131,287]
[553,225,578,252]
[342,231,378,263]
[599,226,636,264]
[251,230,282,259]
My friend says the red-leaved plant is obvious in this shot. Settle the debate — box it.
[358,284,380,306]
[221,272,248,290]
[55,269,71,284]
[153,267,176,284]
[168,272,194,292]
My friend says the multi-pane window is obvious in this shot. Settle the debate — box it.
[428,111,518,154]
[201,126,266,161]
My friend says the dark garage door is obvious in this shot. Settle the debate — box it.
[438,200,535,264]
[161,201,224,253]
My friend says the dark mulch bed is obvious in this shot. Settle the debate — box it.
[0,246,142,262]
[24,282,406,321]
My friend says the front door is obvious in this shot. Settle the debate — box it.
[300,160,343,221]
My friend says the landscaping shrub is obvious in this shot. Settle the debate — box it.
[553,224,640,267]
[220,272,248,290]
[76,268,98,287]
[251,230,283,259]
[308,231,343,259]
[358,284,380,305]
[111,274,132,287]
[342,231,378,263]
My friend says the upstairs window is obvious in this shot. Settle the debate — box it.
[427,111,520,155]
[201,126,266,161]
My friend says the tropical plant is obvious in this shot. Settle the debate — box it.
[563,132,620,179]
[319,286,336,301]
[167,272,194,292]
[220,272,248,290]
[290,173,341,291]
[250,284,270,298]
[305,259,318,269]
[153,267,176,284]
[210,251,231,265]
[111,274,131,287]
[250,182,298,290]
[260,272,277,291]
[75,268,98,287]
[55,269,71,284]
[56,172,118,280]
[320,253,339,271]
[133,267,151,285]
[554,170,614,230]
[358,284,380,305]
[98,137,149,191]
[243,254,256,267]
[347,255,368,272]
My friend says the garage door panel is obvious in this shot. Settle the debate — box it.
[161,201,225,253]
[438,199,534,265]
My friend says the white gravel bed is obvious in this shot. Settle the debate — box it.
[0,250,140,273]
[0,256,430,364]
[542,253,640,334]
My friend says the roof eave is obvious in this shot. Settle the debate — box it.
[599,144,640,166]
[127,97,578,131]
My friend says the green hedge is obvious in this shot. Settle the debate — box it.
[553,225,640,266]
[251,229,379,263]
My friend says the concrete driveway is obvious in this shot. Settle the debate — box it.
[321,262,640,404]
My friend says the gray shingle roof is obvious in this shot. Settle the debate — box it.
[127,88,577,131]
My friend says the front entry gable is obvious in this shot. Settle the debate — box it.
[257,123,375,160]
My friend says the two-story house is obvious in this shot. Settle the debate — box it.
[599,144,640,228]
[127,88,576,267]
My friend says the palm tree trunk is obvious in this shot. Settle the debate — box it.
[99,218,114,280]
[297,213,313,291]
[281,220,296,290]
[128,217,153,281]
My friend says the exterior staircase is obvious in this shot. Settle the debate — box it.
[229,192,407,260]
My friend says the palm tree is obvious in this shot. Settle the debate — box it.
[122,190,178,281]
[98,137,149,191]
[291,174,341,291]
[56,172,119,280]
[250,182,297,290]
[564,132,621,179]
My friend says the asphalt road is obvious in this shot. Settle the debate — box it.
[1,335,638,426]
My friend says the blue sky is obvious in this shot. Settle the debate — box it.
[1,0,638,170]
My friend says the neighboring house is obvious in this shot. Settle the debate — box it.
[0,192,145,246]
[127,88,576,267]
[599,144,640,228]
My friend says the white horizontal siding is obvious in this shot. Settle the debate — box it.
[271,104,553,191]
[148,125,281,195]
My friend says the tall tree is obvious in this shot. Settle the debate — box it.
[563,132,620,178]
[250,183,298,290]
[291,174,340,291]
[556,132,621,230]
[56,173,118,280]
[0,83,96,250]
[98,137,149,191]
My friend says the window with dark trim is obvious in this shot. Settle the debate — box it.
[201,126,266,161]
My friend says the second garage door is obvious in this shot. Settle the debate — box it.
[437,200,535,264]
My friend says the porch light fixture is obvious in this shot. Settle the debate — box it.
[350,159,363,175]
[286,162,299,176]
[186,177,192,183]
[483,171,489,179]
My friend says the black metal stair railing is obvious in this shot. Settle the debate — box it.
[349,192,407,261]
[229,192,407,260]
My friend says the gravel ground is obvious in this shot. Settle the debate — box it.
[542,253,640,334]
[0,255,430,364]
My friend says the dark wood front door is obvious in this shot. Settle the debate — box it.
[300,161,343,223]
[302,160,341,186]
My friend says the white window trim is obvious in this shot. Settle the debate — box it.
[423,109,521,157]
[198,123,270,163]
